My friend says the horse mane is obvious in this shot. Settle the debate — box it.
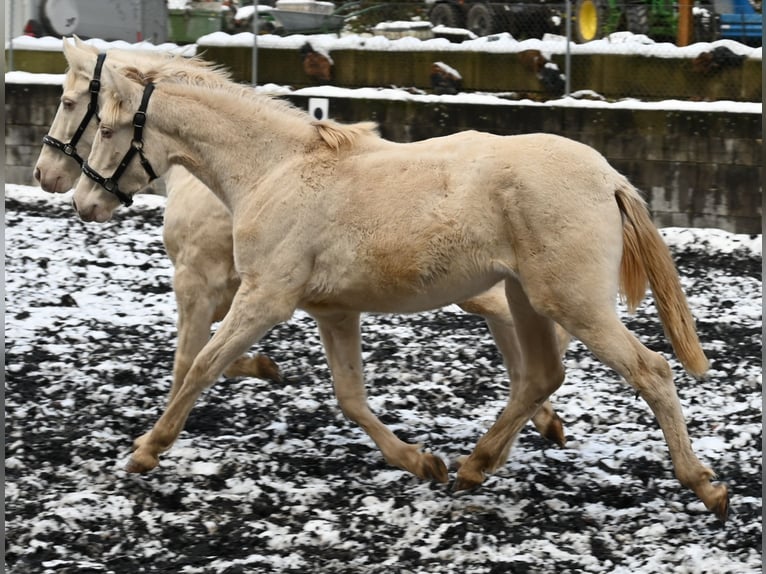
[110,52,234,88]
[91,49,379,153]
[312,120,379,151]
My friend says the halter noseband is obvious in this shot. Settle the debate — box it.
[81,82,160,208]
[42,52,106,167]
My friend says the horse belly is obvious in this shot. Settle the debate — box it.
[302,251,507,314]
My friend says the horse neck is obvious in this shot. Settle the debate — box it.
[149,86,314,213]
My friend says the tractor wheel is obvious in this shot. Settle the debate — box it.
[466,4,500,37]
[693,5,719,41]
[574,0,608,42]
[624,4,650,35]
[429,3,463,29]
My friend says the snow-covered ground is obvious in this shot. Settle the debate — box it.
[4,184,762,573]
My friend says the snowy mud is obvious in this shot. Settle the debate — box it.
[5,185,762,573]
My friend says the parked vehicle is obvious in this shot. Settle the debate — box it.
[425,0,760,44]
[8,0,168,43]
[709,0,762,44]
[570,0,761,43]
[426,0,560,39]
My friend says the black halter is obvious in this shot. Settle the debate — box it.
[42,52,106,167]
[81,82,159,208]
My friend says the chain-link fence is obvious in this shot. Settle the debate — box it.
[5,0,761,101]
[237,0,762,101]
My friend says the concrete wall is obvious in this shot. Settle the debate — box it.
[6,46,762,102]
[198,46,762,102]
[5,82,762,234]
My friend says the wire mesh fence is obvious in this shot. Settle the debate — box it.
[4,0,761,102]
[244,0,762,101]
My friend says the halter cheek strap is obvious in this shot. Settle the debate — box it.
[42,52,106,166]
[81,82,159,208]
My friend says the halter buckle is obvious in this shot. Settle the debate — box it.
[63,144,76,156]
[133,110,147,128]
[89,78,101,94]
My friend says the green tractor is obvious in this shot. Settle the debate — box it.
[572,0,717,42]
[426,0,720,43]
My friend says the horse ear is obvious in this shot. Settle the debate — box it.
[62,35,98,73]
[72,35,95,51]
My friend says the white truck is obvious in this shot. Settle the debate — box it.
[5,0,168,43]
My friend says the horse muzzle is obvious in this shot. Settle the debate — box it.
[71,195,114,223]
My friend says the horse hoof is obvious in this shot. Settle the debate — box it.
[453,467,485,492]
[125,451,159,473]
[255,353,282,383]
[542,413,567,447]
[421,454,449,483]
[709,483,729,523]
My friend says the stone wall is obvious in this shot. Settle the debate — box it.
[5,82,762,234]
[5,83,61,187]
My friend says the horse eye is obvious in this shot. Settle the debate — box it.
[62,98,75,110]
[100,126,113,139]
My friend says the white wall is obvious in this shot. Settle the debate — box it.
[5,1,39,43]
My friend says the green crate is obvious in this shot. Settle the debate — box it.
[168,8,223,44]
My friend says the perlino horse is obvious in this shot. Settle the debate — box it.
[34,42,282,403]
[36,39,569,462]
[67,42,727,521]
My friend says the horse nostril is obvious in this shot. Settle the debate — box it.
[71,197,78,212]
[34,167,41,182]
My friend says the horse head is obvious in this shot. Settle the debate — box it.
[34,37,104,193]
[73,61,166,222]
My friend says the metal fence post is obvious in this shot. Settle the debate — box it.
[252,0,259,86]
[9,0,15,72]
[565,0,571,97]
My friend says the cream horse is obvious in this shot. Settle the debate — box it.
[68,43,727,521]
[35,41,568,450]
[34,45,281,402]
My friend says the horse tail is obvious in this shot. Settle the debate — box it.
[614,182,709,378]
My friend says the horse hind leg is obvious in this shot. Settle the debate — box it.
[314,311,448,482]
[455,278,566,490]
[457,283,568,446]
[570,313,729,521]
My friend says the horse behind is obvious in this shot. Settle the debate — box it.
[69,43,727,521]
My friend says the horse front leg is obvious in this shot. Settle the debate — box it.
[171,268,281,405]
[128,281,294,473]
[457,283,567,446]
[314,311,448,482]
